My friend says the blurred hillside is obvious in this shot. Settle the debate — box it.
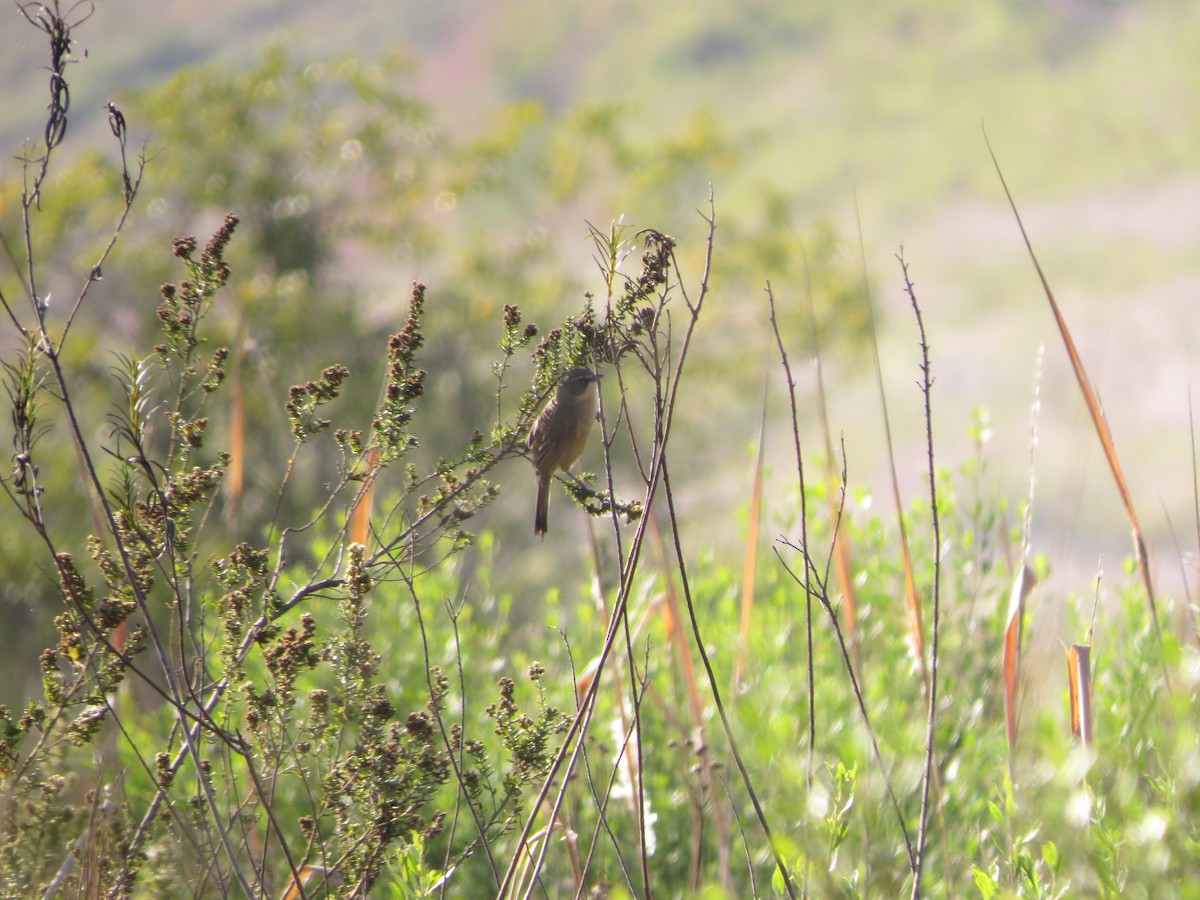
[3,0,1199,634]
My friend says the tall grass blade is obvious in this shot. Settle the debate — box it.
[868,289,921,681]
[651,519,732,890]
[804,244,861,661]
[1188,389,1200,646]
[1020,346,1044,565]
[735,360,770,690]
[987,135,1162,644]
[1005,348,1042,776]
[651,520,705,725]
[770,277,820,899]
[859,225,924,686]
[897,524,928,690]
[1162,503,1198,647]
[573,588,656,700]
[226,317,245,535]
[1003,565,1037,771]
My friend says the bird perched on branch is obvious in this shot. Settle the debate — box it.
[527,367,601,537]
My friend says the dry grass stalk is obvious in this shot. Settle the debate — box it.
[506,818,580,899]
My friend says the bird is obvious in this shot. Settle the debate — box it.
[527,367,601,537]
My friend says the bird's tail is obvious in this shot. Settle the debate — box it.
[534,474,550,538]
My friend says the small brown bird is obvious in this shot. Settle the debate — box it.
[528,367,601,537]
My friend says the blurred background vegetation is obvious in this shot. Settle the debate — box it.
[2,0,1198,711]
[3,2,1200,895]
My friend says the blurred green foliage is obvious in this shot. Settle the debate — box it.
[0,34,875,695]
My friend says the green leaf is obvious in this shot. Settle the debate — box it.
[1042,840,1059,870]
[972,866,998,899]
[988,800,1005,828]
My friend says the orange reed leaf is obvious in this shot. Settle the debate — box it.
[348,446,381,548]
[898,520,927,690]
[1066,643,1094,747]
[227,372,244,515]
[278,865,341,900]
[575,593,661,702]
[829,510,858,635]
[735,367,769,689]
[226,325,245,534]
[650,521,705,723]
